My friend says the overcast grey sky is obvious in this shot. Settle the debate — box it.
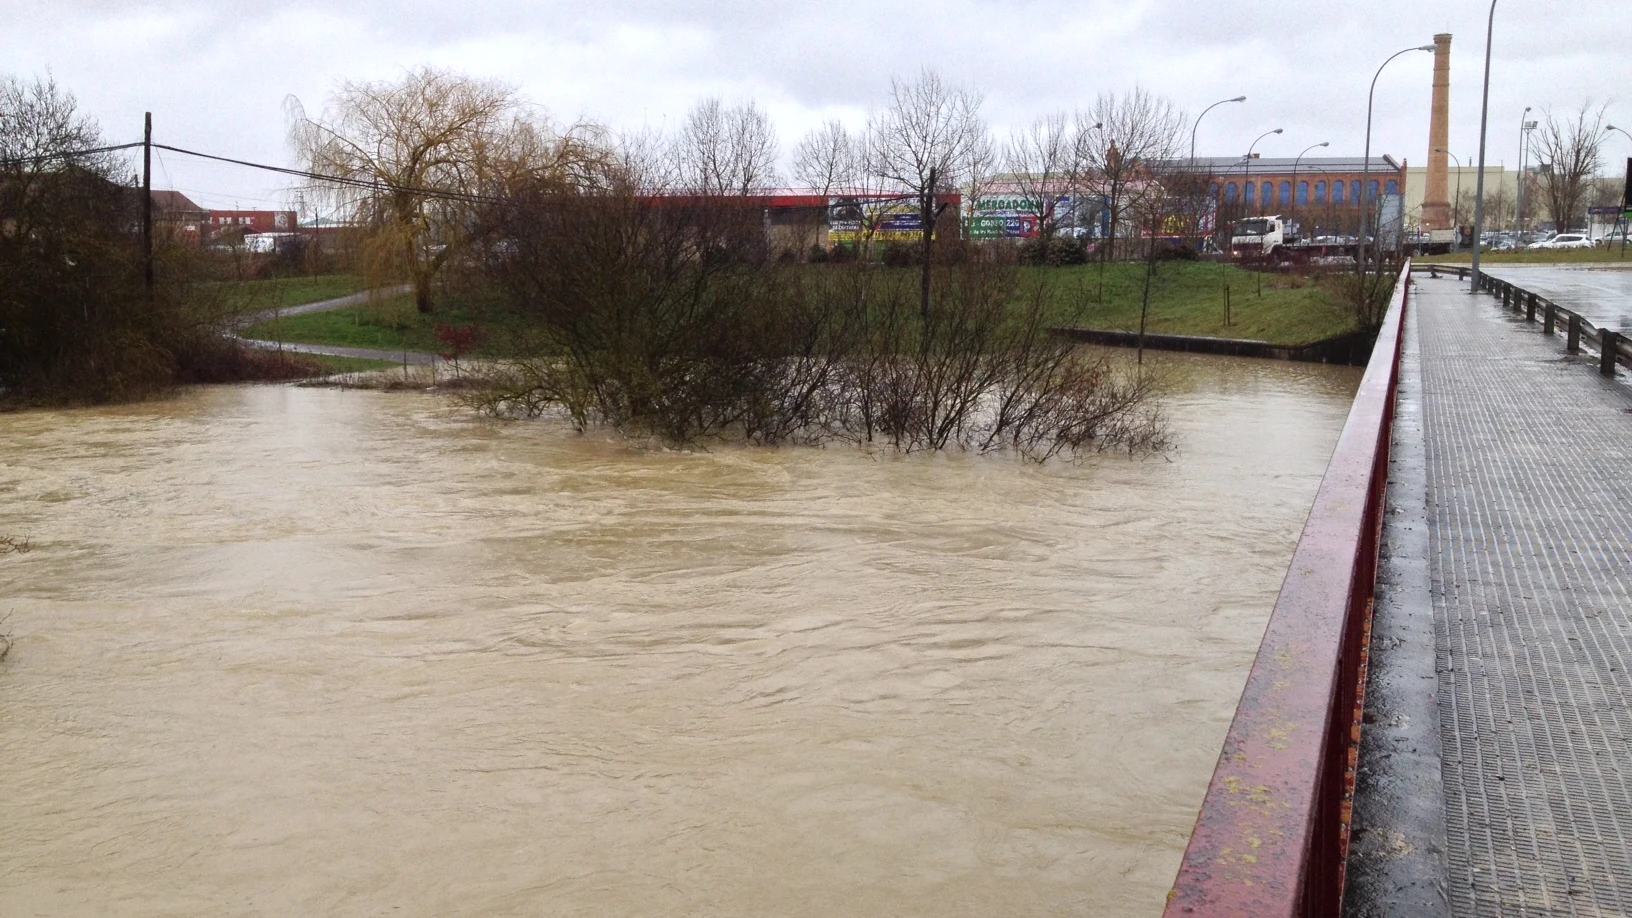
[5,0,1627,211]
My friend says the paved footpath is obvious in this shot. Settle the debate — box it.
[1414,270,1632,916]
[236,285,440,365]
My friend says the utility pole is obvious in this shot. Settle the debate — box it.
[142,111,153,293]
[1470,0,1498,293]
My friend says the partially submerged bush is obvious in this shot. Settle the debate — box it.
[472,165,1165,461]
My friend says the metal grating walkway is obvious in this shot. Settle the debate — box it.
[1415,271,1632,915]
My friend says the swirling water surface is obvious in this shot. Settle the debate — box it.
[0,356,1359,916]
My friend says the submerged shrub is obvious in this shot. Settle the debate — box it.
[466,153,1164,460]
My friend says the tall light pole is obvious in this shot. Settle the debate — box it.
[1470,0,1499,292]
[1244,127,1283,215]
[1515,106,1532,234]
[1290,141,1329,225]
[1190,95,1246,163]
[1607,125,1632,256]
[1360,43,1435,273]
[1436,148,1465,240]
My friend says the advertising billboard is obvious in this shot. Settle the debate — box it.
[969,193,1108,240]
[828,198,924,246]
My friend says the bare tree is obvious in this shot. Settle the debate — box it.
[865,69,988,319]
[1001,112,1083,243]
[1593,175,1626,211]
[1461,182,1514,231]
[287,67,526,313]
[675,97,780,195]
[794,119,856,196]
[1081,88,1185,261]
[1532,102,1607,233]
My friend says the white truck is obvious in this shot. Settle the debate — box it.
[1227,215,1357,265]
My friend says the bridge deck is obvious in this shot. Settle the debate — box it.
[1414,271,1632,915]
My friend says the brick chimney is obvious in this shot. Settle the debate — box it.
[1422,33,1453,231]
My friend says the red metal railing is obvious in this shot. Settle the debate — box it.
[1162,260,1412,917]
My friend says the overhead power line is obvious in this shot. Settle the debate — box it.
[0,141,144,168]
[2,137,501,206]
[152,143,502,205]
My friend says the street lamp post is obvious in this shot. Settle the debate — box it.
[1290,141,1329,225]
[1244,127,1283,215]
[1190,95,1246,164]
[1606,125,1632,256]
[1516,106,1533,234]
[1360,43,1435,274]
[1436,148,1465,243]
[1471,0,1500,292]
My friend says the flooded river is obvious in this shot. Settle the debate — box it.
[0,355,1359,917]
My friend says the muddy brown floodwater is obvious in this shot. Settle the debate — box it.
[0,354,1359,917]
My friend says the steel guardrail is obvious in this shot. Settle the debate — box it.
[1163,260,1411,917]
[1422,263,1631,376]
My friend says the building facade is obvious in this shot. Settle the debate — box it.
[1192,155,1410,236]
[1404,165,1520,230]
[208,209,298,237]
[150,191,210,242]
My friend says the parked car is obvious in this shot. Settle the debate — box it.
[1527,233,1595,251]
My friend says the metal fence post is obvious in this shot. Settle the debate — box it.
[1526,293,1537,322]
[1544,303,1556,335]
[1568,314,1582,354]
[1601,329,1620,377]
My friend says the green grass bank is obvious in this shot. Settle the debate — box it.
[242,263,1357,355]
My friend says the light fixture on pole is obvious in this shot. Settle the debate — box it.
[1244,127,1282,214]
[1190,95,1246,163]
[1360,43,1435,273]
[1436,148,1465,240]
[1470,0,1500,292]
[1290,141,1329,223]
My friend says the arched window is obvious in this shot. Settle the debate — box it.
[1367,180,1379,201]
[1333,181,1345,205]
[1298,181,1309,206]
[1262,182,1274,207]
[1225,182,1239,204]
[1350,181,1361,204]
[1385,179,1399,197]
[1279,181,1291,206]
[1209,183,1221,200]
[1245,182,1256,207]
[1315,181,1327,204]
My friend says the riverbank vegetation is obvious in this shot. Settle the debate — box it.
[19,66,1400,455]
[460,151,1166,458]
[0,76,349,408]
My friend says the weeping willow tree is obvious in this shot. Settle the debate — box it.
[288,68,565,314]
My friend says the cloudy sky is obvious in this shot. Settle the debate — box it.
[5,0,1627,211]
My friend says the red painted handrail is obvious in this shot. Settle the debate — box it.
[1162,260,1412,917]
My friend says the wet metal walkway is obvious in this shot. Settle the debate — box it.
[1410,270,1632,915]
